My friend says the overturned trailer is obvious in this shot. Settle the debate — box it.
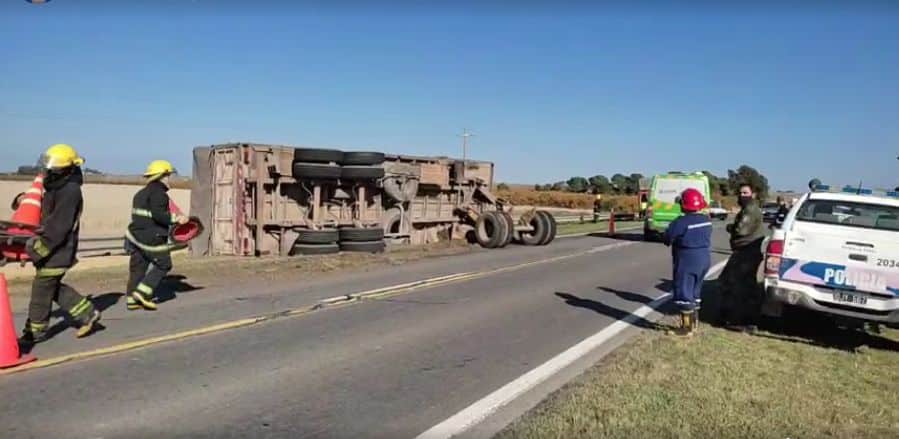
[189,143,556,257]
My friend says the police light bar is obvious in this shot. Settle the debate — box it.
[812,183,899,199]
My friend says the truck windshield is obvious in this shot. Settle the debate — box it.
[796,199,899,231]
[653,179,706,204]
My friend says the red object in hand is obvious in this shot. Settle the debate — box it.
[170,217,204,244]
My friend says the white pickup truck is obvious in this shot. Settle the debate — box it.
[763,186,899,325]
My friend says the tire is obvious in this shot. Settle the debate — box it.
[382,208,404,235]
[518,212,550,246]
[291,243,340,256]
[340,152,386,166]
[643,226,659,242]
[339,240,386,253]
[341,165,385,180]
[296,229,339,244]
[293,163,342,179]
[536,211,557,245]
[475,211,508,249]
[339,227,385,242]
[293,148,344,164]
[499,212,515,248]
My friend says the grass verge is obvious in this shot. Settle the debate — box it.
[498,300,899,439]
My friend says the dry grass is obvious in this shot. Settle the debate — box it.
[0,181,190,237]
[498,315,899,439]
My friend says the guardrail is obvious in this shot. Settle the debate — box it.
[554,212,639,224]
[78,236,126,257]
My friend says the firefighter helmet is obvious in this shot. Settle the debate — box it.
[680,188,707,212]
[41,144,84,169]
[143,160,175,181]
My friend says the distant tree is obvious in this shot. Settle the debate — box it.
[16,165,40,175]
[496,183,510,191]
[550,181,567,191]
[534,184,542,191]
[728,165,770,200]
[588,175,612,194]
[627,173,645,195]
[611,174,629,194]
[566,176,589,193]
[702,171,730,196]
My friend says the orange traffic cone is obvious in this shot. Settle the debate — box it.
[7,174,44,231]
[0,274,37,369]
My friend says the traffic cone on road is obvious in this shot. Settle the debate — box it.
[0,274,37,369]
[6,174,44,231]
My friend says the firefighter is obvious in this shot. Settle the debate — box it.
[592,194,603,223]
[719,183,766,331]
[124,160,188,311]
[639,193,649,220]
[20,144,101,344]
[774,196,789,227]
[663,188,712,336]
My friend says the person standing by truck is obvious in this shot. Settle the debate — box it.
[20,144,101,344]
[663,188,712,336]
[593,194,603,223]
[719,183,766,331]
[124,160,188,311]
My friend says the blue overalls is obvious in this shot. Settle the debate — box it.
[663,213,713,312]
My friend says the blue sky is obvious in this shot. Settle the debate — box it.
[2,2,898,190]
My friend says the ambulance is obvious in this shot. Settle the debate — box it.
[643,172,712,241]
[763,184,899,325]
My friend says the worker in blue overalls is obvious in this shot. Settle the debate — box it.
[663,188,713,336]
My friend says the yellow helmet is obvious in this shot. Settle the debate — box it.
[144,160,175,181]
[41,144,84,169]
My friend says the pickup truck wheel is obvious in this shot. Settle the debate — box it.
[291,243,340,256]
[537,211,557,245]
[339,227,385,242]
[296,229,339,244]
[293,148,344,164]
[339,240,386,253]
[293,163,342,179]
[475,211,508,249]
[519,212,550,246]
[340,152,386,166]
[341,165,385,180]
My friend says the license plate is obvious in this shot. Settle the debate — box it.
[833,291,868,306]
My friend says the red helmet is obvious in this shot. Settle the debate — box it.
[680,188,707,212]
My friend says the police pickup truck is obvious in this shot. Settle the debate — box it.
[763,185,899,325]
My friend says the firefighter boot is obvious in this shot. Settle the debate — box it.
[131,290,158,311]
[126,295,141,311]
[19,320,49,345]
[676,311,695,337]
[75,309,102,338]
[691,310,700,333]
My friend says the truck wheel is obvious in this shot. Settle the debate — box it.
[519,212,549,246]
[341,165,385,180]
[643,225,659,242]
[475,211,508,249]
[296,229,339,244]
[293,163,342,179]
[499,212,515,248]
[339,240,386,253]
[291,243,340,256]
[536,211,557,245]
[293,148,344,164]
[340,152,386,166]
[339,227,385,242]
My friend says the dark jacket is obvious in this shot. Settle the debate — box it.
[664,213,713,252]
[29,169,83,269]
[727,200,765,250]
[128,180,174,246]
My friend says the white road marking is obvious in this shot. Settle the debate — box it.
[415,259,729,439]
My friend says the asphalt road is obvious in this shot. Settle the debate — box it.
[1,228,731,438]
